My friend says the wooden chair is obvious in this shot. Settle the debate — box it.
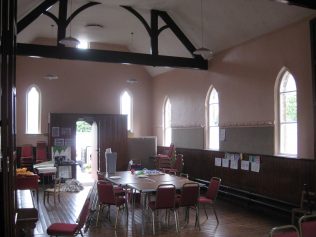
[96,181,128,229]
[148,184,179,235]
[269,225,299,237]
[43,176,61,205]
[198,177,221,224]
[299,214,316,237]
[47,197,90,237]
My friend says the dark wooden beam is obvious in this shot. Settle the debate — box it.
[57,0,68,46]
[287,0,316,9]
[66,2,101,26]
[157,10,199,57]
[17,0,58,33]
[121,6,151,36]
[16,43,208,70]
[151,10,159,56]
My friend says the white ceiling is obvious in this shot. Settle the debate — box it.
[17,0,316,76]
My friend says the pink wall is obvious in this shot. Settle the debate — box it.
[153,19,313,158]
[16,56,153,146]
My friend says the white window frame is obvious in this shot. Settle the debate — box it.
[26,85,41,134]
[163,97,172,146]
[205,86,219,150]
[120,90,133,132]
[275,67,297,156]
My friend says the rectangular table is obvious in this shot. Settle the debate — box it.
[106,170,198,235]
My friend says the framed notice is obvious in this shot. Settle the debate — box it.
[52,127,60,137]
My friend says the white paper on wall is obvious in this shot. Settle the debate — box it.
[215,157,222,167]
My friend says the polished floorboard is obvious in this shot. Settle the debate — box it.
[31,183,289,237]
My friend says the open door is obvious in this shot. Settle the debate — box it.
[90,122,99,180]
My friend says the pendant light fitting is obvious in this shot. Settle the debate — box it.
[193,0,213,59]
[59,0,80,47]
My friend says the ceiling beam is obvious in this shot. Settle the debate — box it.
[17,0,58,33]
[16,43,208,70]
[275,0,316,9]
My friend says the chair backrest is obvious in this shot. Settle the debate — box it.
[299,214,316,237]
[21,144,33,158]
[206,177,221,201]
[158,157,172,169]
[53,177,61,193]
[77,197,91,230]
[179,183,199,207]
[36,141,47,162]
[270,225,299,237]
[97,181,115,204]
[166,143,175,158]
[172,154,184,172]
[155,184,176,209]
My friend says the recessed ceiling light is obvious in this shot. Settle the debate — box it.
[126,78,138,84]
[85,23,104,29]
[43,74,58,80]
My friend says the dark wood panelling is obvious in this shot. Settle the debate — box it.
[159,147,315,204]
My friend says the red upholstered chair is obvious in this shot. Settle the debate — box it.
[299,214,316,237]
[148,184,178,235]
[96,181,128,229]
[20,144,34,170]
[176,182,200,228]
[35,141,48,163]
[198,177,221,224]
[47,197,90,237]
[269,225,299,237]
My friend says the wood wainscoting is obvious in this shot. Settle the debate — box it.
[158,147,315,206]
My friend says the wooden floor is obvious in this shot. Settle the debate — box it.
[32,185,289,237]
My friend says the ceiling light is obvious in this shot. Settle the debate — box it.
[43,74,58,80]
[59,36,80,47]
[126,78,138,84]
[193,0,213,59]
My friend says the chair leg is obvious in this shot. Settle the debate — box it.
[174,209,179,233]
[195,204,200,230]
[152,210,155,235]
[96,204,102,226]
[203,204,208,219]
[115,207,119,229]
[212,205,219,223]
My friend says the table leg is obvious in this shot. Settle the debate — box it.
[141,191,145,235]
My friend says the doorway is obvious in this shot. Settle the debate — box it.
[75,120,97,184]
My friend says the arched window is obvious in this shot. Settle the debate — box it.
[163,97,172,146]
[120,90,133,131]
[206,87,219,150]
[276,69,297,155]
[26,85,41,134]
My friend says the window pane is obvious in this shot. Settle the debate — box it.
[27,87,40,134]
[164,99,172,146]
[209,126,219,150]
[120,91,132,131]
[278,71,297,156]
[280,123,297,155]
[208,88,219,150]
[280,73,296,92]
[280,91,297,122]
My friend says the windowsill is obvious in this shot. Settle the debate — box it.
[275,153,298,159]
